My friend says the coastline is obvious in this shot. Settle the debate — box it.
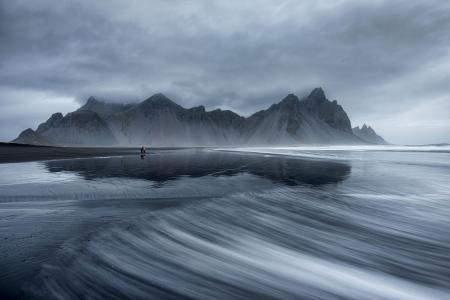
[0,142,190,164]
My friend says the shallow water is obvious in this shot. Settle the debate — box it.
[0,147,449,299]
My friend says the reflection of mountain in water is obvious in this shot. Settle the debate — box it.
[44,150,351,186]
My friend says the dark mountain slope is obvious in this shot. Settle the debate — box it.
[12,88,386,146]
[77,97,134,118]
[12,128,54,146]
[36,110,117,146]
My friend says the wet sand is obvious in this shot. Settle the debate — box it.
[0,143,188,163]
[1,146,449,299]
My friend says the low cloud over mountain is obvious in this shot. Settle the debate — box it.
[13,88,385,147]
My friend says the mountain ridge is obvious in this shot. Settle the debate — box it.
[353,123,388,145]
[12,128,54,146]
[13,88,386,147]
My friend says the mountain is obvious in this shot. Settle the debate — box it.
[243,90,358,145]
[352,124,388,144]
[35,110,117,146]
[77,97,134,118]
[11,128,54,146]
[105,93,245,146]
[13,87,386,146]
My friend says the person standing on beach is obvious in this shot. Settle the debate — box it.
[140,146,146,155]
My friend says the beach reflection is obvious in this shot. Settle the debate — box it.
[43,149,352,187]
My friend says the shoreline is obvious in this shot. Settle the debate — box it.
[2,142,449,164]
[0,143,192,164]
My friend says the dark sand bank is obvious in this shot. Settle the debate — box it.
[0,142,187,163]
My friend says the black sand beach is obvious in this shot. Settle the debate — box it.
[1,146,450,299]
[0,143,189,164]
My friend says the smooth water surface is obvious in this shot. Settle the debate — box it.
[0,147,449,299]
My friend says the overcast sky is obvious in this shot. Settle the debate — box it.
[1,0,449,144]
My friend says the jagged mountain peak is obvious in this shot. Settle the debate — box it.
[147,92,168,99]
[36,112,64,134]
[86,96,99,104]
[358,124,376,135]
[307,87,326,101]
[80,97,104,110]
[14,87,388,146]
[268,93,300,112]
[353,124,387,144]
[20,128,35,135]
[302,87,341,109]
[280,93,300,104]
[302,87,330,109]
[137,93,182,111]
[78,97,133,117]
[143,93,174,104]
[300,88,352,133]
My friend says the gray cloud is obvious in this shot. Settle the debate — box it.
[1,0,449,144]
